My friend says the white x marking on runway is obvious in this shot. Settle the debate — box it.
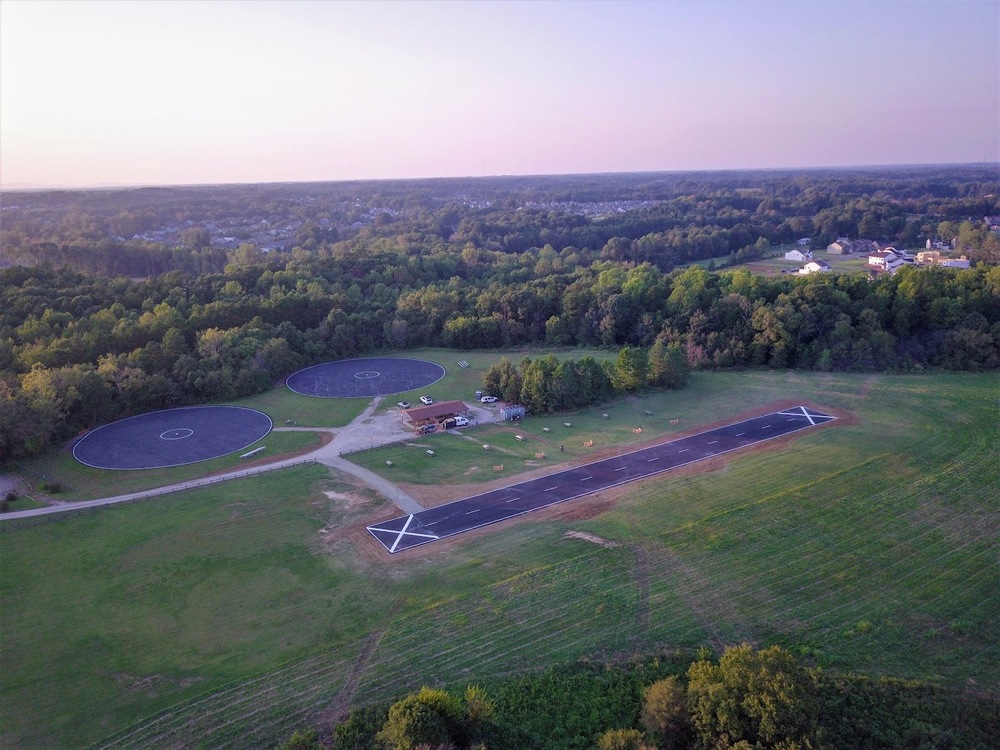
[367,514,439,553]
[777,405,830,426]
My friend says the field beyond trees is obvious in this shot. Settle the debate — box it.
[1,370,998,749]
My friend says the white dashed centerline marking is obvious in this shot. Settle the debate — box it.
[708,440,718,445]
[580,476,592,481]
[647,457,659,462]
[762,425,771,429]
[678,449,688,453]
[544,486,558,492]
[735,432,745,437]
[615,467,627,472]
[505,497,518,503]
[466,509,480,515]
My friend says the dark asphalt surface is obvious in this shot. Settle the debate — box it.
[72,406,273,470]
[286,357,446,398]
[367,405,835,553]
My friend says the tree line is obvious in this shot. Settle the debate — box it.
[482,347,689,415]
[4,166,998,279]
[278,643,1000,750]
[2,247,999,463]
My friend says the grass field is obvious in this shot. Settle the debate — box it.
[2,370,997,750]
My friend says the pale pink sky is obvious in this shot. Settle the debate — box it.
[1,0,997,188]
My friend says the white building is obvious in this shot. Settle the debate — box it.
[785,249,813,262]
[800,260,831,274]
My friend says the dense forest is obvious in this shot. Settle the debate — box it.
[1,166,999,463]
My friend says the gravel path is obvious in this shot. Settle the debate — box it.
[0,396,502,522]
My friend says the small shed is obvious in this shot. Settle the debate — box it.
[500,405,526,422]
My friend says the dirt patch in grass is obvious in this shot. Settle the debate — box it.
[563,531,619,548]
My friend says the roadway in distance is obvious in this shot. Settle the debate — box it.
[367,405,835,553]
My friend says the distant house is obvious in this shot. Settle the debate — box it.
[796,237,812,246]
[985,216,1000,232]
[868,250,906,274]
[917,250,942,265]
[800,260,831,274]
[785,249,812,262]
[827,239,852,254]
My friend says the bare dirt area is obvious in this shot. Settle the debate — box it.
[563,531,619,548]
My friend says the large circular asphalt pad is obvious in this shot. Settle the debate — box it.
[73,406,272,470]
[285,357,446,398]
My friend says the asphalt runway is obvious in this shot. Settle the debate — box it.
[367,405,835,553]
[72,406,273,470]
[285,357,446,398]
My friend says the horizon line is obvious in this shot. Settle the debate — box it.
[2,161,998,194]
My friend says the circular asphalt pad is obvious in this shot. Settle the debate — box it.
[285,357,446,398]
[73,406,273,470]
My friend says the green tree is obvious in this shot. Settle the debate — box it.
[275,728,323,750]
[376,693,451,750]
[686,643,822,750]
[596,728,654,750]
[648,340,690,389]
[612,346,648,392]
[641,676,689,749]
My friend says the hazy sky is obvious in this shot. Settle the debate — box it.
[1,0,997,188]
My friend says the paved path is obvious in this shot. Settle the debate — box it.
[0,394,475,522]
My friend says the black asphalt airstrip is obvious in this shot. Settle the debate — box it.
[72,406,272,470]
[367,405,836,553]
[285,357,446,398]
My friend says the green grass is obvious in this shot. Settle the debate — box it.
[15,430,322,501]
[2,370,997,750]
[228,386,367,428]
[0,495,46,513]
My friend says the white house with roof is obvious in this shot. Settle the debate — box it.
[784,248,813,262]
[868,249,906,274]
[799,260,831,274]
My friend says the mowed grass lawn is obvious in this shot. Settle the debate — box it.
[1,370,997,750]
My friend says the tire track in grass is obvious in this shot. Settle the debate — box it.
[95,645,360,749]
[316,628,385,730]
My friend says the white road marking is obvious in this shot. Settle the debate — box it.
[366,515,440,553]
[735,432,745,436]
[466,509,480,515]
[708,440,718,445]
[762,425,771,429]
[580,476,592,481]
[544,486,558,492]
[647,457,659,462]
[678,448,688,453]
[615,466,627,472]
